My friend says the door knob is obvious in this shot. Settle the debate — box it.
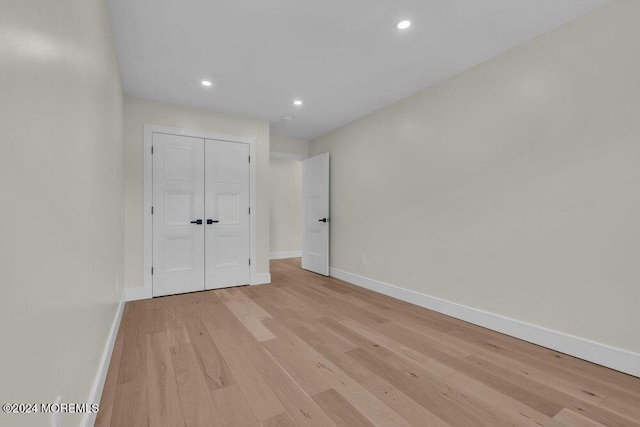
[318,218,329,223]
[207,219,219,224]
[190,219,203,225]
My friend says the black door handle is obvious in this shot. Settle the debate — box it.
[190,219,203,225]
[318,218,329,223]
[207,219,219,224]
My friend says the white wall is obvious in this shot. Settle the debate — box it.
[268,135,307,258]
[310,0,640,355]
[270,135,309,157]
[124,97,270,289]
[0,0,124,426]
[269,159,303,256]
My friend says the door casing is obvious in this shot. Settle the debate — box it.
[134,124,259,300]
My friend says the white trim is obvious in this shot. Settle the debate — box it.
[269,151,307,161]
[143,125,153,299]
[126,274,271,298]
[270,250,302,260]
[125,285,150,302]
[330,267,640,378]
[252,273,271,285]
[143,124,258,300]
[81,292,126,427]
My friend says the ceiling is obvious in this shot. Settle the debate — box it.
[108,0,611,140]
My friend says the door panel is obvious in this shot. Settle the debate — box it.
[214,234,241,267]
[152,133,205,297]
[214,151,241,183]
[205,140,250,288]
[164,191,195,225]
[165,145,197,180]
[164,236,194,272]
[302,153,330,276]
[217,193,240,223]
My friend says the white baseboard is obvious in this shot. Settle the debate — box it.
[125,285,152,302]
[82,292,126,427]
[270,251,302,260]
[330,267,640,378]
[126,271,273,300]
[252,273,272,285]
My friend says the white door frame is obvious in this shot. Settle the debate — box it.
[132,124,258,300]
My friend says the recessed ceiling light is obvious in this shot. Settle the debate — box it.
[201,80,212,87]
[293,99,303,106]
[396,20,412,30]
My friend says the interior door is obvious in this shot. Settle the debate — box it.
[152,133,205,297]
[302,153,330,275]
[205,139,251,289]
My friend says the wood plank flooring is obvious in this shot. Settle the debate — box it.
[97,258,640,426]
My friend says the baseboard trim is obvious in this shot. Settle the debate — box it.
[125,285,152,302]
[330,267,640,378]
[270,251,302,260]
[252,273,272,285]
[125,271,274,300]
[82,292,126,427]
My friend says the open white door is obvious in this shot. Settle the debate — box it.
[302,153,330,275]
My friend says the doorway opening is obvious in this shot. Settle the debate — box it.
[269,151,329,276]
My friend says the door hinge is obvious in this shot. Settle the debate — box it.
[151,146,154,154]
[249,259,251,266]
[151,267,154,275]
[151,206,154,215]
[248,207,251,214]
[248,155,251,163]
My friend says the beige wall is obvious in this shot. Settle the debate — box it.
[0,0,124,425]
[269,159,303,255]
[269,135,307,257]
[270,135,309,156]
[124,97,270,289]
[310,0,640,354]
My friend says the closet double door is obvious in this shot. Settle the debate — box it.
[152,133,250,297]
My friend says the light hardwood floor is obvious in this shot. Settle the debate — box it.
[97,258,640,426]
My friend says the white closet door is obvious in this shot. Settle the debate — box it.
[302,153,330,276]
[205,139,250,289]
[152,133,205,297]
